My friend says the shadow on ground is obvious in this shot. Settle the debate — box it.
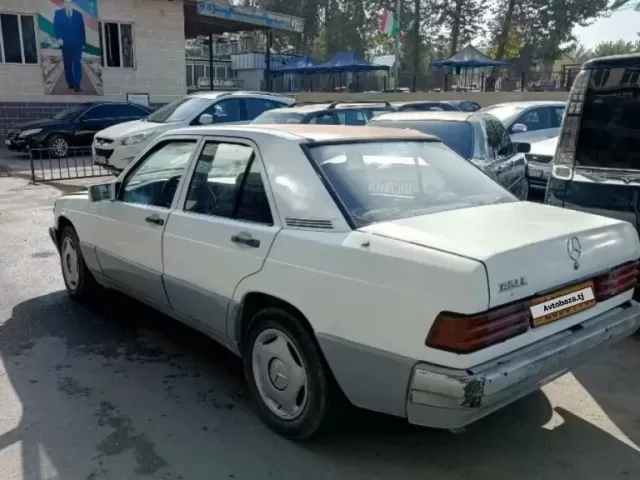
[0,290,639,479]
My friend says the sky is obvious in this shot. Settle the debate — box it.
[574,9,640,49]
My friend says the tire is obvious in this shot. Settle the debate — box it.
[47,134,70,158]
[244,307,346,441]
[59,226,99,302]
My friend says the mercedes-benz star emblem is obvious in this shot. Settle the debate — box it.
[567,236,582,269]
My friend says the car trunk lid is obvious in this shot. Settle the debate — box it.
[360,201,639,309]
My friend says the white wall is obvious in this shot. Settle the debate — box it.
[0,0,186,104]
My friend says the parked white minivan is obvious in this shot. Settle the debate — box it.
[92,91,294,172]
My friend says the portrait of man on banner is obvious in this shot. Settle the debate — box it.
[54,0,86,92]
[38,0,103,95]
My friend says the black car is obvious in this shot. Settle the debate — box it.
[369,111,531,199]
[251,101,395,125]
[392,101,461,112]
[5,101,153,157]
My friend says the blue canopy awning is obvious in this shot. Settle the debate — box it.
[303,52,390,74]
[272,56,320,73]
[431,44,510,68]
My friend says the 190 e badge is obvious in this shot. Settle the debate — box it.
[499,276,528,292]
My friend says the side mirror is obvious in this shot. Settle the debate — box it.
[512,123,527,133]
[199,114,213,125]
[89,181,119,202]
[516,142,531,154]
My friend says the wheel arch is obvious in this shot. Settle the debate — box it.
[233,291,316,352]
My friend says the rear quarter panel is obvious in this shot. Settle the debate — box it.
[232,229,489,364]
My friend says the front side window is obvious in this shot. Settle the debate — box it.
[204,98,243,123]
[121,140,198,208]
[488,118,515,156]
[0,14,38,64]
[245,98,281,119]
[184,142,272,224]
[306,141,515,228]
[514,108,551,132]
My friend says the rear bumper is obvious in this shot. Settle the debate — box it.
[407,300,640,429]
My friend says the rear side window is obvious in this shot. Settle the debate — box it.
[575,66,640,169]
[370,119,474,159]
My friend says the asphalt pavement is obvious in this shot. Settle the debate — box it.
[0,159,639,479]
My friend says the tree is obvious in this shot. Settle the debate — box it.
[593,39,640,57]
[564,43,594,63]
[432,0,484,56]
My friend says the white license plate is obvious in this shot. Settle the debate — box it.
[529,168,543,178]
[94,155,107,164]
[530,283,595,326]
[5,139,11,146]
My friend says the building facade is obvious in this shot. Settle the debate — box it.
[0,0,187,136]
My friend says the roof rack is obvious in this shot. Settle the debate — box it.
[286,101,334,108]
[326,100,392,109]
[288,100,393,109]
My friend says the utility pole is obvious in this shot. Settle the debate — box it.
[394,0,401,90]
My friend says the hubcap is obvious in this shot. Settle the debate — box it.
[61,237,79,290]
[252,328,309,420]
[52,138,68,157]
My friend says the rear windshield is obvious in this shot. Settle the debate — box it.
[576,66,640,169]
[306,141,514,228]
[369,120,474,159]
[251,111,305,124]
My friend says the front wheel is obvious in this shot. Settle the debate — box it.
[59,226,99,302]
[47,134,70,158]
[244,308,345,440]
[520,175,530,200]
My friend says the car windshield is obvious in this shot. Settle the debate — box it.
[306,141,515,228]
[370,120,474,158]
[146,97,212,123]
[53,105,88,120]
[251,111,306,124]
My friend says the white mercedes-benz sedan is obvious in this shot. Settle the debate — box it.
[49,124,640,441]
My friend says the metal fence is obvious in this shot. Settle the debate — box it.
[29,147,113,183]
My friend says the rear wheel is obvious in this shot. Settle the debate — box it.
[244,307,345,440]
[59,226,98,302]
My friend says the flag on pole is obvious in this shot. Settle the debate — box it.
[401,19,415,39]
[380,8,398,37]
[610,0,632,10]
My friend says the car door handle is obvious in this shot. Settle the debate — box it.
[231,233,260,248]
[145,214,165,226]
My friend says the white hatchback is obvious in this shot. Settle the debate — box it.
[51,124,640,440]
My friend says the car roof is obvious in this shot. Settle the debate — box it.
[584,53,640,69]
[172,123,436,142]
[391,100,452,106]
[478,101,565,120]
[372,111,474,122]
[187,91,294,101]
[278,102,392,114]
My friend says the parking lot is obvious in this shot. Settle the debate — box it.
[1,152,640,480]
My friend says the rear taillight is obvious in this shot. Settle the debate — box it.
[552,69,591,181]
[427,259,640,353]
[594,260,640,301]
[426,301,530,353]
